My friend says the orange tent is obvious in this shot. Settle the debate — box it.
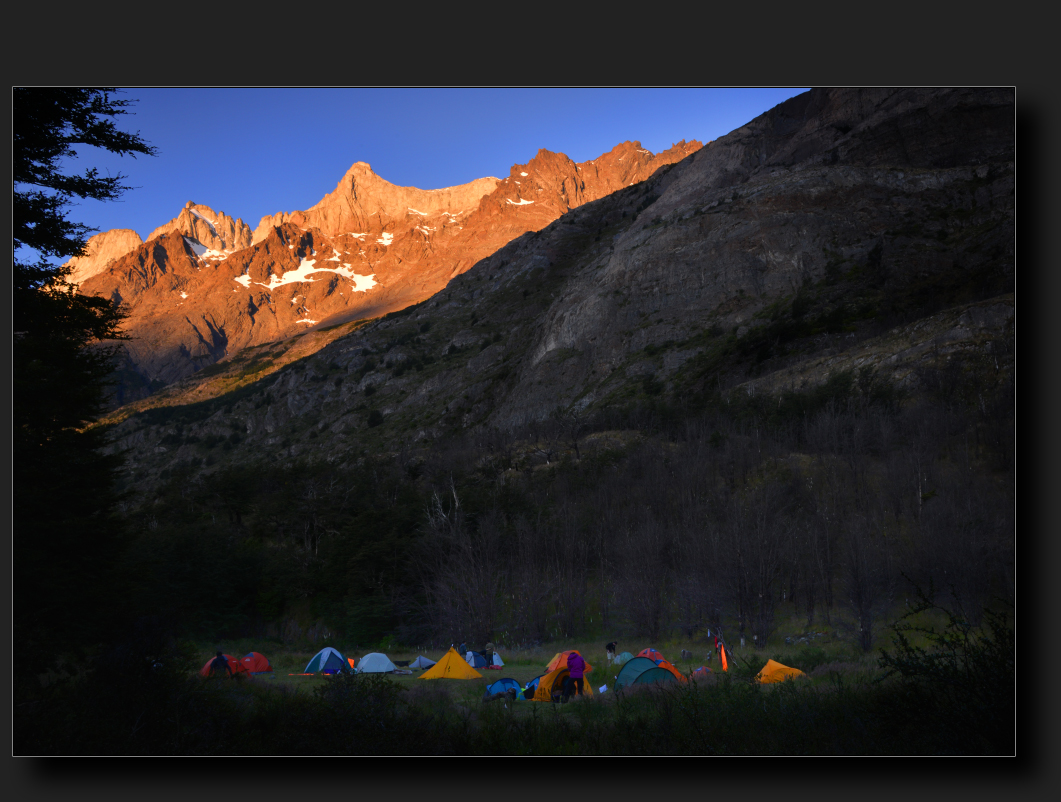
[637,648,665,663]
[756,659,805,684]
[240,652,272,674]
[545,650,593,675]
[200,654,248,678]
[655,659,687,682]
[532,666,595,702]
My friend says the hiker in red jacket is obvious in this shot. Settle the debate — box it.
[567,651,586,697]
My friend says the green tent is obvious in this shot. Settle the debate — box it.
[633,667,679,686]
[304,647,349,674]
[612,651,635,666]
[613,656,659,690]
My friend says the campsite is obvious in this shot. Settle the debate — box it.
[31,590,981,756]
[13,87,1015,756]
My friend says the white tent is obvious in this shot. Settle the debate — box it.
[410,655,436,669]
[492,653,504,667]
[356,652,398,673]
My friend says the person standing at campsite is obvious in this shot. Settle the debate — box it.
[567,650,586,697]
[209,651,231,677]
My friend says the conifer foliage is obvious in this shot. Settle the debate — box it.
[13,89,156,670]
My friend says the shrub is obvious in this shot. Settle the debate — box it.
[875,585,1014,754]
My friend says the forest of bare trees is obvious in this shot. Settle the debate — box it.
[405,370,1013,651]
[115,364,1012,652]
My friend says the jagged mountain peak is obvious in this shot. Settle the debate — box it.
[78,138,704,404]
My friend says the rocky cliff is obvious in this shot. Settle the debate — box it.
[80,140,700,400]
[147,202,253,253]
[64,228,143,285]
[101,88,1013,490]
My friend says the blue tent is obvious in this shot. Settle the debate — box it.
[304,647,349,674]
[465,651,489,668]
[486,677,522,696]
[520,674,544,700]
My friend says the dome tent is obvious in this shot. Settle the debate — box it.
[240,652,272,674]
[654,659,687,682]
[483,677,523,701]
[486,677,522,695]
[465,651,489,668]
[410,655,436,670]
[612,651,635,666]
[633,667,680,687]
[531,666,594,702]
[612,656,660,691]
[304,647,350,674]
[200,654,248,678]
[357,653,398,673]
[545,650,593,674]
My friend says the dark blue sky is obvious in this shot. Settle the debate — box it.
[55,88,808,244]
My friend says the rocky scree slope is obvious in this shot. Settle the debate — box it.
[104,88,1013,490]
[79,141,699,404]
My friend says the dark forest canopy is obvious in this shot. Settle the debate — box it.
[13,89,156,677]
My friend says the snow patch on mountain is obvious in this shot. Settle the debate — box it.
[232,256,377,293]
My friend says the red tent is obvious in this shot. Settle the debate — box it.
[240,652,273,674]
[200,654,248,678]
[637,648,665,663]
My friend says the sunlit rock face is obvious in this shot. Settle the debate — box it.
[100,88,1014,487]
[79,140,701,399]
[64,228,143,285]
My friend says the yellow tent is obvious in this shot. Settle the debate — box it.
[755,659,805,684]
[418,647,482,680]
[532,666,594,702]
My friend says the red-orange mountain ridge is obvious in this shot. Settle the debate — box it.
[74,139,701,397]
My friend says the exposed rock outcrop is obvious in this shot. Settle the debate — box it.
[82,140,701,397]
[64,228,143,285]
[103,88,1014,490]
[147,202,253,253]
[251,164,501,244]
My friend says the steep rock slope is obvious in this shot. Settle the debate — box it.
[64,228,144,285]
[104,88,1013,488]
[82,141,699,401]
